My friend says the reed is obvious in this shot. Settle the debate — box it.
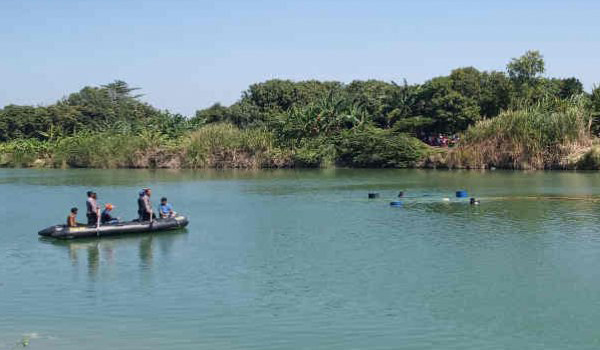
[183,123,293,168]
[51,130,181,168]
[447,96,592,169]
[0,139,50,167]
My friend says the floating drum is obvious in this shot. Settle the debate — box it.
[456,190,468,198]
[390,201,403,207]
[368,193,380,199]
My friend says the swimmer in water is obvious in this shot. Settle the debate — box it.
[470,198,480,205]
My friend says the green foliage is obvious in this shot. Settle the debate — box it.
[575,146,600,170]
[415,77,481,133]
[273,91,367,145]
[391,116,435,134]
[242,79,342,112]
[507,50,546,84]
[455,96,592,169]
[0,138,50,167]
[183,124,292,168]
[345,80,398,127]
[293,137,337,167]
[334,127,429,167]
[1,50,597,170]
[0,80,186,142]
[590,86,600,134]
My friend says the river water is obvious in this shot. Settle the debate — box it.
[2,169,600,349]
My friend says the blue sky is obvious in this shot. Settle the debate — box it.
[1,0,599,115]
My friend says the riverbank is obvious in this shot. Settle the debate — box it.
[422,97,600,170]
[3,137,599,170]
[3,52,600,171]
[0,124,431,169]
[3,115,599,171]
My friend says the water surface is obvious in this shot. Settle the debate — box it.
[2,169,600,349]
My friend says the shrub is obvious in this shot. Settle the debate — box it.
[183,123,292,168]
[451,96,592,169]
[334,127,430,167]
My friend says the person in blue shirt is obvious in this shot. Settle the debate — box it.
[159,197,176,218]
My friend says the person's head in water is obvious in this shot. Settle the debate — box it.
[71,207,78,214]
[398,191,404,198]
[161,197,167,204]
[470,198,480,205]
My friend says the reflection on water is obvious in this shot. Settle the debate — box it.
[87,244,100,278]
[139,236,153,269]
[41,230,187,279]
[0,168,344,187]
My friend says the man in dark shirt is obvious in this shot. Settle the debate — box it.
[86,191,99,225]
[137,188,154,221]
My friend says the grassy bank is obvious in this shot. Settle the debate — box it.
[0,125,292,169]
[2,97,598,171]
[0,124,430,169]
[425,97,596,170]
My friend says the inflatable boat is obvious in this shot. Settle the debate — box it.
[38,215,189,239]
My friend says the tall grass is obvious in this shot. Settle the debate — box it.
[0,130,182,168]
[183,124,293,168]
[0,123,436,169]
[60,129,184,168]
[448,96,592,169]
[0,139,50,167]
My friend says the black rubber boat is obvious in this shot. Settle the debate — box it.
[38,215,189,239]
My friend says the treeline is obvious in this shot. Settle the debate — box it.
[192,50,596,135]
[1,50,600,169]
[0,81,197,141]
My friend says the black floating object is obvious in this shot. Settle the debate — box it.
[368,193,380,199]
[398,191,404,198]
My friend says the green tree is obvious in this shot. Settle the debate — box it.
[479,71,512,117]
[507,50,545,84]
[345,80,397,128]
[414,77,481,133]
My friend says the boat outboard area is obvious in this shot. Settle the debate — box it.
[39,215,189,239]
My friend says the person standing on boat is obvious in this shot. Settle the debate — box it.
[86,191,99,225]
[138,188,154,221]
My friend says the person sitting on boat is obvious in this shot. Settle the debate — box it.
[101,203,119,224]
[138,188,154,222]
[159,197,176,218]
[86,191,99,225]
[67,207,78,227]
